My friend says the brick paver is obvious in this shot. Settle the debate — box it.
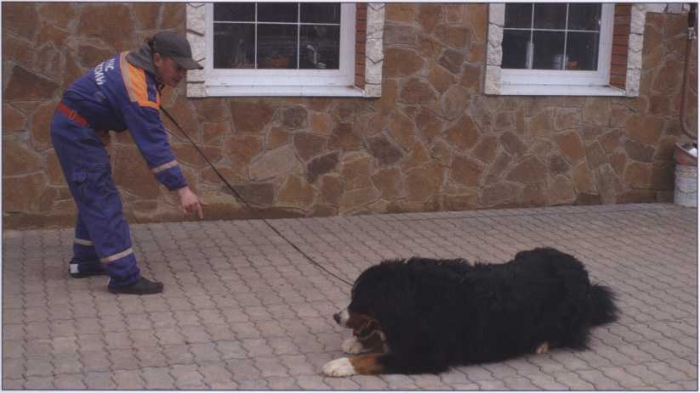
[2,203,697,389]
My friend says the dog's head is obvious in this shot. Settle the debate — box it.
[332,260,412,345]
[332,308,382,340]
[333,265,384,340]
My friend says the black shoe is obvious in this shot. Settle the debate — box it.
[69,263,108,278]
[108,277,164,295]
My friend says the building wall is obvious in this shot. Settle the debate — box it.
[2,3,697,229]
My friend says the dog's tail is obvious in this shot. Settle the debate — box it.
[590,284,619,326]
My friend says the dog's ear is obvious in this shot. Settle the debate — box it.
[514,249,535,261]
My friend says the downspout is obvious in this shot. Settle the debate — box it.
[680,3,697,140]
[673,4,698,207]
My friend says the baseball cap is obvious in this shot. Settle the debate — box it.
[152,31,203,70]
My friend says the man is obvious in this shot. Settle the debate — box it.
[51,31,204,295]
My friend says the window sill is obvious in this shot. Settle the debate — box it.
[497,84,627,97]
[200,84,367,97]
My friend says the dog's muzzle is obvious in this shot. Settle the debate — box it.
[333,309,349,326]
[333,312,341,324]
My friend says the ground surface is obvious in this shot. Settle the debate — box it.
[2,203,697,390]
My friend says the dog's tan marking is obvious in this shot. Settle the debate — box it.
[536,342,549,354]
[348,354,385,375]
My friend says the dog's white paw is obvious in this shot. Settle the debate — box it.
[341,337,367,354]
[536,342,550,354]
[323,357,356,377]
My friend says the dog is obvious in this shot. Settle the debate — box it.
[323,247,618,376]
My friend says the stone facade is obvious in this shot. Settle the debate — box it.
[2,3,697,229]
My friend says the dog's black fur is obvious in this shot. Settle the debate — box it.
[345,247,618,375]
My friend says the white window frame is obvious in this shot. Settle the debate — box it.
[187,2,386,98]
[501,4,614,89]
[486,3,641,97]
[196,3,362,97]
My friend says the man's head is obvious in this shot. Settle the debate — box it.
[151,31,202,87]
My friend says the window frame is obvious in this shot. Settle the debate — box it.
[501,4,614,88]
[202,2,361,97]
[485,3,637,97]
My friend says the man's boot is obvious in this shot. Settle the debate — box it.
[69,260,108,278]
[108,277,164,295]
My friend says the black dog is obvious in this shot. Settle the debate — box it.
[323,247,618,376]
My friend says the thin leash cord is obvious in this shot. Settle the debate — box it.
[159,107,354,288]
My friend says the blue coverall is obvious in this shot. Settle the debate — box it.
[50,52,187,289]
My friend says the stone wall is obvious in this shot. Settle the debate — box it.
[2,3,697,229]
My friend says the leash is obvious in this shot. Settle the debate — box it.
[159,106,354,288]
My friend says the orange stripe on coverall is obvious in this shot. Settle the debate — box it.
[119,52,160,110]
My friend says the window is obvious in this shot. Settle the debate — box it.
[501,3,613,93]
[201,2,360,96]
[485,3,634,96]
[502,4,605,72]
[213,3,341,70]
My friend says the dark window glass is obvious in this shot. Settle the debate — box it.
[533,4,567,29]
[568,4,601,31]
[566,32,599,70]
[300,25,340,69]
[301,3,340,24]
[212,2,342,70]
[532,31,565,70]
[501,30,531,69]
[214,24,256,68]
[504,4,532,28]
[258,3,298,23]
[502,3,603,71]
[258,24,298,69]
[214,3,255,22]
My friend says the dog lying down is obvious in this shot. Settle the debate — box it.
[323,247,618,377]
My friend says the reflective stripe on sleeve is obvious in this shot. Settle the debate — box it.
[74,238,94,246]
[152,160,179,174]
[100,247,134,263]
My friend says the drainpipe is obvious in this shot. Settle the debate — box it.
[673,4,698,207]
[680,3,697,140]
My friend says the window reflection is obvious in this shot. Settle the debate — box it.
[213,2,341,70]
[501,3,602,71]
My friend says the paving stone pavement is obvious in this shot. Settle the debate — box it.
[2,203,697,390]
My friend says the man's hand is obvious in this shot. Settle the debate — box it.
[177,186,203,219]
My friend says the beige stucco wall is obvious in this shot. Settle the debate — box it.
[2,3,697,229]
